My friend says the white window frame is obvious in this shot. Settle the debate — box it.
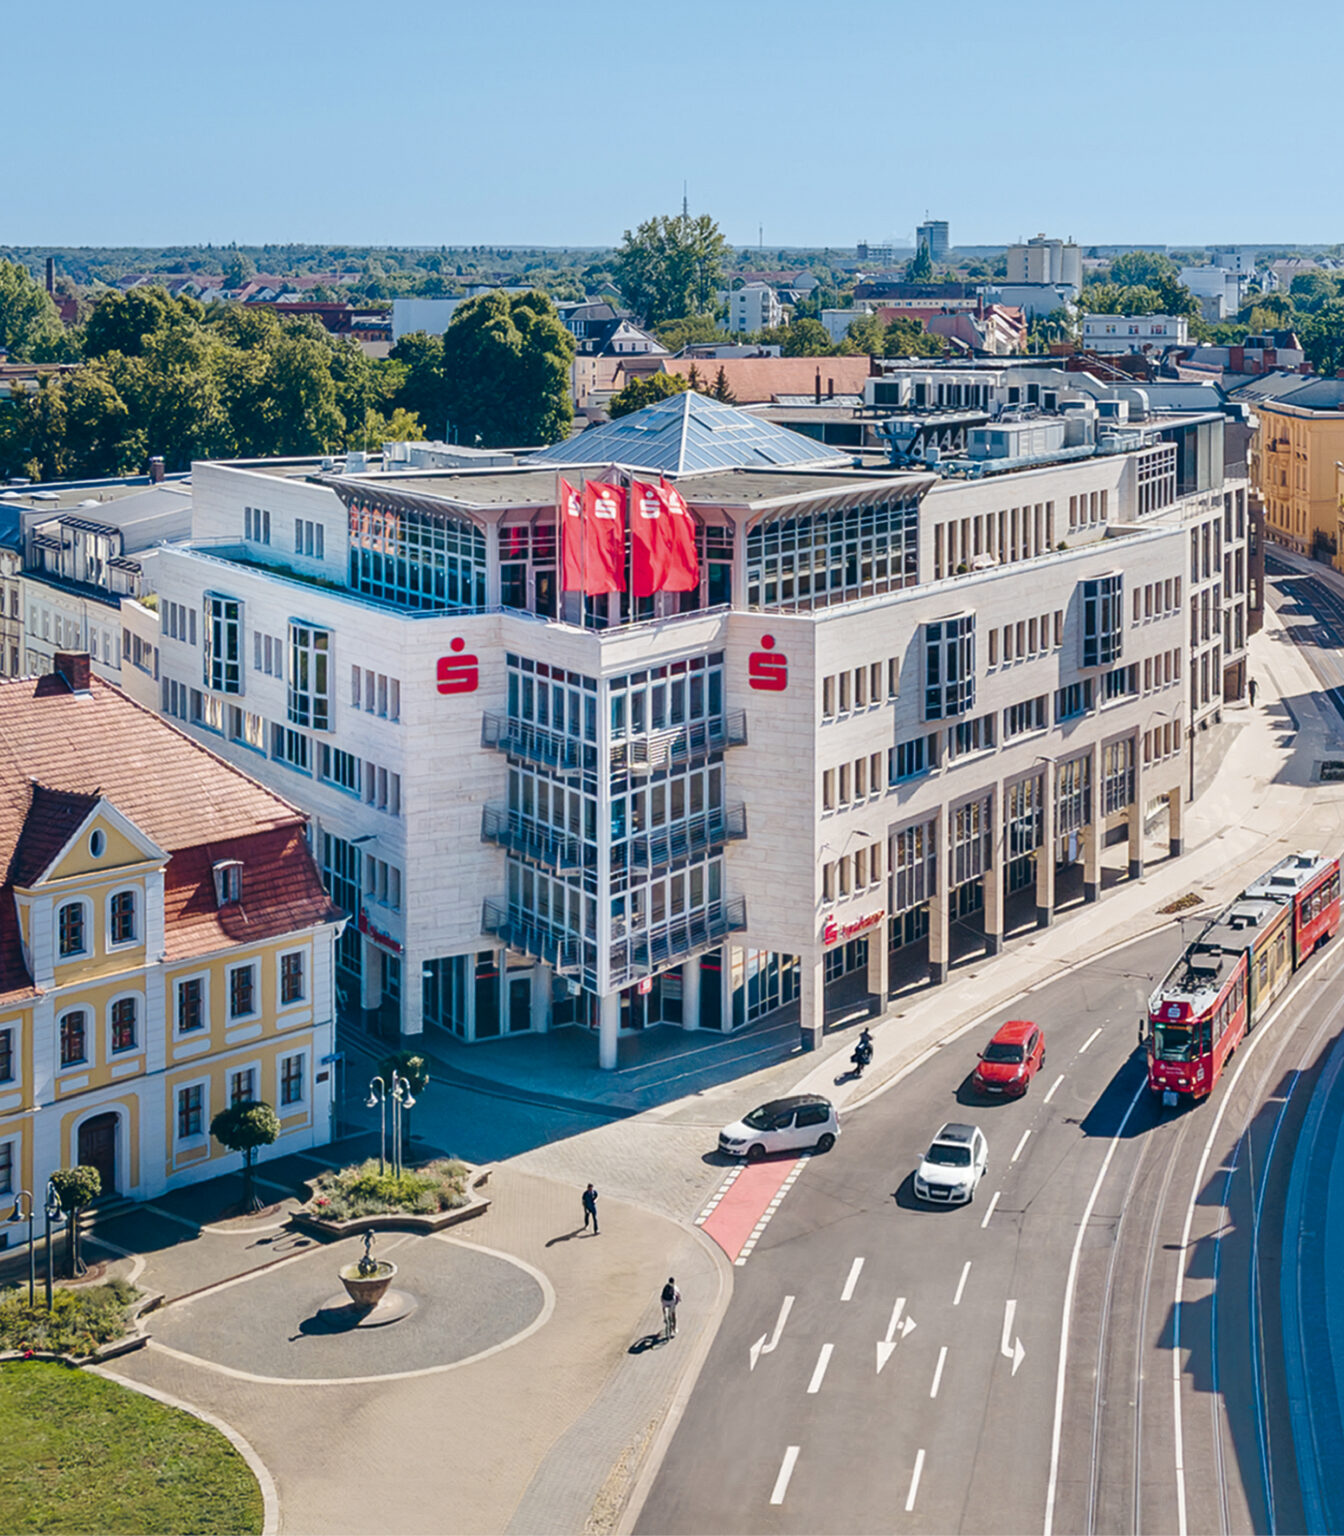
[0,1018,20,1086]
[106,989,143,1058]
[227,961,260,1023]
[229,1060,261,1107]
[105,886,139,950]
[278,1047,309,1110]
[174,1076,210,1150]
[277,946,309,1010]
[174,971,211,1037]
[57,1006,91,1072]
[55,896,94,963]
[0,1133,15,1196]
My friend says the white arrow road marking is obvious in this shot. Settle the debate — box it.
[876,1296,917,1373]
[1001,1299,1026,1375]
[1043,1073,1065,1104]
[840,1256,864,1300]
[980,1190,1001,1228]
[953,1260,971,1306]
[905,1449,926,1512]
[749,1295,794,1371]
[807,1342,834,1394]
[770,1446,799,1505]
[930,1345,948,1398]
[1011,1128,1031,1163]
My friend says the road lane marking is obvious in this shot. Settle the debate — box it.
[930,1346,947,1398]
[770,1446,799,1505]
[1011,1128,1031,1163]
[807,1343,833,1394]
[877,1297,916,1372]
[1000,1300,1026,1375]
[905,1449,926,1512]
[980,1190,1000,1228]
[749,1295,794,1371]
[1043,1075,1147,1536]
[953,1261,971,1306]
[1043,1074,1065,1104]
[840,1256,864,1300]
[1079,1027,1103,1053]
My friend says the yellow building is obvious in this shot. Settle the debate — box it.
[0,652,344,1213]
[1244,376,1344,563]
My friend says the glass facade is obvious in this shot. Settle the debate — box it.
[746,497,919,610]
[348,501,486,610]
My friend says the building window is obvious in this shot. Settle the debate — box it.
[57,901,87,959]
[229,964,256,1020]
[288,623,331,731]
[947,713,995,761]
[1055,680,1093,722]
[891,736,931,782]
[204,595,243,694]
[1082,574,1123,668]
[349,501,487,611]
[0,1027,11,1083]
[319,744,361,794]
[280,952,305,1005]
[1003,695,1048,740]
[271,724,311,774]
[230,1067,256,1105]
[177,1084,203,1140]
[746,496,920,611]
[924,614,976,721]
[109,890,137,945]
[0,1139,11,1195]
[59,1010,87,1068]
[177,976,205,1034]
[110,997,137,1054]
[281,1054,305,1107]
[1102,664,1138,702]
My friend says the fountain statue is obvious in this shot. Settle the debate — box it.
[338,1230,398,1310]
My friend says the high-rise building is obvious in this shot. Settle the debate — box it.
[1006,235,1082,292]
[916,221,950,262]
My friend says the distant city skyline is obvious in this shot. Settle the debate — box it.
[10,0,1343,250]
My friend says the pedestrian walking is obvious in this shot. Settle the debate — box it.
[582,1182,599,1233]
[1249,676,1258,706]
[661,1277,681,1340]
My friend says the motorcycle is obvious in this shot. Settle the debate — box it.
[851,1041,873,1077]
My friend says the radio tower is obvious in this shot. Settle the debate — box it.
[682,181,688,220]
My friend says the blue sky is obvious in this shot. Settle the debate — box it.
[10,0,1342,250]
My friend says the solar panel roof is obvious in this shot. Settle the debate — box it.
[530,391,852,476]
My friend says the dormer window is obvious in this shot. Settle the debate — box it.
[213,860,243,907]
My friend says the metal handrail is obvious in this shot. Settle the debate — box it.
[628,803,747,869]
[481,899,582,975]
[613,710,748,772]
[481,805,584,870]
[481,712,581,772]
[608,896,747,989]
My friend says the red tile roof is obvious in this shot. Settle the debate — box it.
[0,672,342,1000]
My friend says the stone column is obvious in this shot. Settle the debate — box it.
[483,521,501,608]
[1083,741,1102,903]
[1168,785,1184,858]
[866,930,889,1016]
[800,950,825,1052]
[929,809,951,984]
[1128,734,1146,881]
[983,786,1005,955]
[598,990,620,1070]
[1036,769,1056,928]
[531,962,552,1033]
[682,956,701,1031]
[360,936,383,1012]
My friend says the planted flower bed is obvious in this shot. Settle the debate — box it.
[293,1158,491,1236]
[0,1279,144,1361]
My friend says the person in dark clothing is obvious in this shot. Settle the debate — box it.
[582,1182,599,1233]
[1249,677,1258,706]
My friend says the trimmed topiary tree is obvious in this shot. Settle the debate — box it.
[378,1050,429,1156]
[49,1164,102,1277]
[210,1100,281,1212]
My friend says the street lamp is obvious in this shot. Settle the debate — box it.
[43,1181,64,1311]
[6,1190,35,1307]
[390,1072,416,1180]
[365,1076,387,1176]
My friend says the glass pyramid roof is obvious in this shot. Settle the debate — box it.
[530,391,852,476]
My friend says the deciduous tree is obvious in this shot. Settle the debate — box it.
[211,1101,281,1212]
[0,260,72,362]
[442,289,574,446]
[49,1166,101,1277]
[608,371,692,418]
[614,213,730,326]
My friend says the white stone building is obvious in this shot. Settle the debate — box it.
[729,283,783,334]
[121,388,1247,1069]
[1082,315,1190,352]
[1007,236,1082,292]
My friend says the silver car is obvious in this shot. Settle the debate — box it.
[913,1121,988,1205]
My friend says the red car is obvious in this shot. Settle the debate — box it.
[973,1019,1045,1097]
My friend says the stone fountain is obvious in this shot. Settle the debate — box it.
[315,1232,415,1331]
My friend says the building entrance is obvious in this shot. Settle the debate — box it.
[78,1112,118,1196]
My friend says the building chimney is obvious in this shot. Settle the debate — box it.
[815,369,822,405]
[53,652,92,694]
[148,456,165,484]
[827,376,834,399]
[45,256,55,295]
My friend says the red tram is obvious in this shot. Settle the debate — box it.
[1147,851,1340,1104]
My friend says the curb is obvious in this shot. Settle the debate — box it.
[291,1167,494,1239]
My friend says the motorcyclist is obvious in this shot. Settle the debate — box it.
[852,1027,874,1074]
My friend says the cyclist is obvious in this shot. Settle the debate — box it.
[661,1277,681,1340]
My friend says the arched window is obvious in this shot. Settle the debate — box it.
[59,1010,87,1068]
[109,890,137,945]
[57,902,87,959]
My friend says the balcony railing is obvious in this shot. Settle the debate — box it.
[482,713,581,773]
[481,806,584,870]
[481,899,582,975]
[608,896,747,989]
[628,803,747,870]
[612,710,748,773]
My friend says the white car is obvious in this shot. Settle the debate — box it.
[913,1122,988,1205]
[718,1095,840,1161]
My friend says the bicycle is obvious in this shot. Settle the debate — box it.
[662,1301,678,1341]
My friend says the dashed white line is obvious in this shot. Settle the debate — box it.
[905,1448,926,1512]
[840,1256,864,1300]
[695,1165,743,1224]
[734,1156,810,1265]
[1079,1027,1103,1053]
[930,1346,948,1398]
[770,1446,800,1505]
[953,1260,971,1306]
[1011,1128,1032,1164]
[980,1190,1001,1228]
[807,1343,833,1394]
[1043,1073,1065,1104]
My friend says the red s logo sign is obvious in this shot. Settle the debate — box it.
[436,637,479,695]
[748,634,788,692]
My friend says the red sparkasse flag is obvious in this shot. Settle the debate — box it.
[656,479,701,590]
[583,480,627,593]
[558,477,585,591]
[630,480,668,597]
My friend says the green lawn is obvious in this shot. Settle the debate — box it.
[0,1361,263,1535]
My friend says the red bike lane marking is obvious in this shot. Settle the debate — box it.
[699,1157,801,1262]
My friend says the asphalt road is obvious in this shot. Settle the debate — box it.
[638,921,1343,1535]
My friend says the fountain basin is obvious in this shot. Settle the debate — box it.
[339,1260,397,1310]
